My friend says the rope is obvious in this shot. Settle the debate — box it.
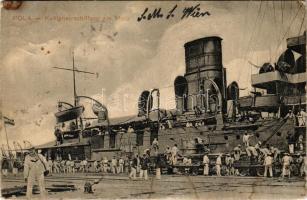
[274,2,304,60]
[272,1,282,61]
[249,1,269,62]
[281,1,284,25]
[241,1,264,84]
[240,0,252,56]
[244,1,263,62]
[298,12,306,36]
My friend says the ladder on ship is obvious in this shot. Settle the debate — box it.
[262,118,288,145]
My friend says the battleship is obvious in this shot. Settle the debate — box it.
[1,1,307,199]
[25,31,305,177]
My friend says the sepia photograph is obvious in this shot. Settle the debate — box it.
[0,0,306,199]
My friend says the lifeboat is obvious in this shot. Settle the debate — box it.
[55,106,84,123]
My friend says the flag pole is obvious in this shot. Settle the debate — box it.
[3,119,13,169]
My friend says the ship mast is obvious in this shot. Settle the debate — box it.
[53,50,98,106]
[72,51,77,106]
[53,50,98,130]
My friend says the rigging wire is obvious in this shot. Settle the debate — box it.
[297,11,306,35]
[244,1,267,88]
[281,0,284,26]
[240,1,263,87]
[249,1,269,63]
[241,0,252,56]
[274,2,304,60]
[244,1,263,62]
[147,2,305,99]
[272,1,280,61]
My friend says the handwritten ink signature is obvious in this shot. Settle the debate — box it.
[137,4,210,22]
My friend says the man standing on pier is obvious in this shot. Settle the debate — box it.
[140,153,150,180]
[129,154,138,180]
[24,147,49,199]
[171,144,179,165]
[264,153,273,177]
[282,153,293,178]
[203,153,210,176]
[111,156,118,174]
[216,154,222,176]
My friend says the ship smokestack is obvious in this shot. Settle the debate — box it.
[175,36,227,113]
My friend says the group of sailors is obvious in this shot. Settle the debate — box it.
[2,134,306,180]
[263,151,307,178]
[49,132,307,179]
[1,141,306,200]
[128,153,151,180]
[159,127,306,179]
[45,152,155,181]
[229,130,306,178]
[1,158,22,177]
[286,108,306,127]
[200,150,307,178]
[45,156,129,175]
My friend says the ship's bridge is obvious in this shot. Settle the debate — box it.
[252,31,306,91]
[239,32,306,113]
[251,71,306,89]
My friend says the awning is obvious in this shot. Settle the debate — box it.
[110,115,145,125]
[35,141,89,150]
[86,114,147,129]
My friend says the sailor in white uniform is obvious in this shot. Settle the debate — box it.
[24,147,49,199]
